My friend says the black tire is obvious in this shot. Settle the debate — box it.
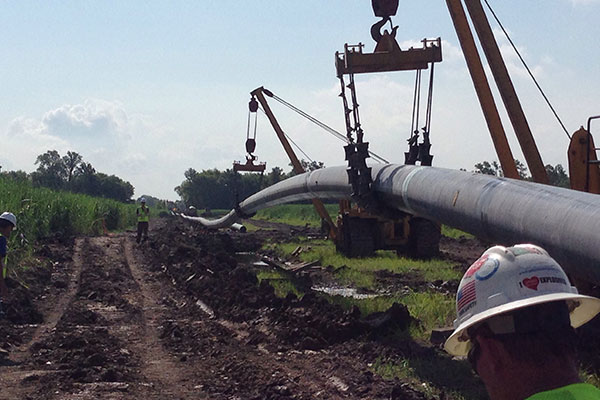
[408,218,441,259]
[337,216,376,258]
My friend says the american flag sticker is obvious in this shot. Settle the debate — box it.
[457,280,476,311]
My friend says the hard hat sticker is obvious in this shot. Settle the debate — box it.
[475,258,500,281]
[457,280,477,313]
[465,254,489,278]
[522,276,539,290]
[520,276,567,291]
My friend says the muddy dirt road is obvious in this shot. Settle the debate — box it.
[0,221,431,400]
[0,219,598,399]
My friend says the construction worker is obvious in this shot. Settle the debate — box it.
[445,244,600,400]
[0,212,17,315]
[136,198,150,244]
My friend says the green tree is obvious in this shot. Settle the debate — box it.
[545,164,570,188]
[474,160,502,176]
[62,151,83,183]
[32,150,67,189]
[32,150,134,202]
[96,173,134,202]
[474,159,529,179]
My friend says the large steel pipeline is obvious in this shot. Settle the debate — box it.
[181,164,600,284]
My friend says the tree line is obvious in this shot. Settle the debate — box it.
[175,160,324,210]
[1,150,134,202]
[473,160,570,187]
[177,159,571,210]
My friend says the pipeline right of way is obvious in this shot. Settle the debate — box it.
[180,164,600,285]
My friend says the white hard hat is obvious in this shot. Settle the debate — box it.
[140,197,146,203]
[0,212,17,229]
[444,244,600,356]
[189,206,196,210]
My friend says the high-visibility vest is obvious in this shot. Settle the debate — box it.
[137,207,150,223]
[526,383,600,400]
[0,233,7,278]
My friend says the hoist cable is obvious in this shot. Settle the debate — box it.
[425,63,435,134]
[283,132,314,164]
[271,94,349,143]
[253,104,258,140]
[483,0,571,140]
[256,107,314,164]
[410,70,422,137]
[269,92,389,163]
[246,109,252,140]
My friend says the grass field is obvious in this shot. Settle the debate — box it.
[255,203,338,227]
[261,236,458,341]
[0,176,139,271]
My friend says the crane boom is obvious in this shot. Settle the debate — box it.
[446,0,520,179]
[251,87,337,239]
[463,0,548,184]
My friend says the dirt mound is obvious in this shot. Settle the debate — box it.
[149,220,413,352]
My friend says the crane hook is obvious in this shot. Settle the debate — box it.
[370,17,398,44]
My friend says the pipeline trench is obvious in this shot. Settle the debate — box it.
[0,217,598,399]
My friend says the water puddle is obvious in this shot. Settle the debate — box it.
[311,285,380,299]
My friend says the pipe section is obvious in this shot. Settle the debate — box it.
[182,165,600,283]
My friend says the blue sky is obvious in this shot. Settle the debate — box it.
[1,0,599,199]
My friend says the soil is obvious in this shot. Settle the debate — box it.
[0,217,598,399]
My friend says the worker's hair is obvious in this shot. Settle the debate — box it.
[475,301,578,364]
[0,219,14,229]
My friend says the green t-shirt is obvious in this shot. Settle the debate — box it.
[526,383,600,400]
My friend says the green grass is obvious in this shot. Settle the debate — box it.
[256,269,304,298]
[263,237,458,341]
[372,356,487,400]
[442,225,474,239]
[325,291,455,340]
[0,175,138,271]
[254,203,338,227]
[243,220,275,232]
[263,238,461,289]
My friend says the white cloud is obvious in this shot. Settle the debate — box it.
[42,100,128,139]
[0,100,189,199]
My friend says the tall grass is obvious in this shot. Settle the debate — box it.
[0,176,137,268]
[254,203,338,227]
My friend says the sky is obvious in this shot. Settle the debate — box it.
[1,0,599,200]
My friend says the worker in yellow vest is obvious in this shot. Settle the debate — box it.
[0,212,17,315]
[136,198,150,244]
[445,244,600,400]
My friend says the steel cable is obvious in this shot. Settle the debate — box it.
[483,0,571,140]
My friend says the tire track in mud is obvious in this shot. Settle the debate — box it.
[0,238,84,399]
[4,235,209,399]
[143,229,409,400]
[121,237,208,399]
[24,236,141,399]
